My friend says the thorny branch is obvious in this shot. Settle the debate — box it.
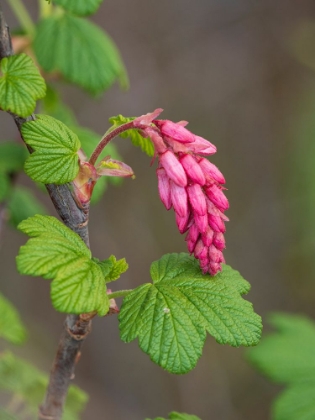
[0,7,94,419]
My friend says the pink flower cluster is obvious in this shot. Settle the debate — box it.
[134,109,229,276]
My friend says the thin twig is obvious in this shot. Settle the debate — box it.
[0,7,93,419]
[89,120,134,165]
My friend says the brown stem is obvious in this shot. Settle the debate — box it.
[89,121,135,165]
[0,7,92,419]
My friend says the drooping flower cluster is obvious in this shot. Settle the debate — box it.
[134,109,229,276]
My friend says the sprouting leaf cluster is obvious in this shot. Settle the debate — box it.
[0,293,87,419]
[248,313,315,420]
[109,114,155,157]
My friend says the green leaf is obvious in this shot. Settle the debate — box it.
[7,186,46,227]
[0,54,46,117]
[273,382,315,420]
[0,351,88,420]
[247,313,315,420]
[247,313,315,384]
[169,414,201,420]
[119,253,261,374]
[52,0,103,16]
[147,412,201,420]
[109,114,155,157]
[0,293,27,344]
[0,171,10,202]
[96,255,128,282]
[34,14,128,94]
[17,215,109,315]
[0,142,27,173]
[40,88,124,202]
[21,115,81,184]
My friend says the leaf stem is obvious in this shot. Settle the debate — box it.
[89,121,135,166]
[108,289,133,299]
[6,0,35,38]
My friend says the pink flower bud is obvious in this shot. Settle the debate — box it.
[201,226,214,247]
[187,184,207,216]
[144,127,167,154]
[194,239,208,259]
[170,181,188,218]
[185,223,200,252]
[208,214,226,233]
[157,168,172,210]
[190,135,217,155]
[160,151,187,187]
[209,262,222,276]
[199,257,209,271]
[198,158,225,184]
[209,245,224,263]
[134,108,164,127]
[213,232,225,250]
[204,184,229,212]
[206,199,229,221]
[179,154,206,185]
[175,211,190,234]
[194,213,208,234]
[155,120,195,143]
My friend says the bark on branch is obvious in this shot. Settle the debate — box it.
[0,7,93,419]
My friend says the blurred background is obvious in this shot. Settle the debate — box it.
[1,0,315,418]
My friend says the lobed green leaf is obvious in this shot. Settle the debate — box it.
[0,54,46,117]
[0,293,27,344]
[52,0,104,16]
[41,88,124,203]
[109,114,155,157]
[34,14,128,94]
[21,115,81,184]
[119,253,262,374]
[17,215,109,315]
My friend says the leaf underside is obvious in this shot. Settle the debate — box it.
[0,54,46,117]
[119,253,262,374]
